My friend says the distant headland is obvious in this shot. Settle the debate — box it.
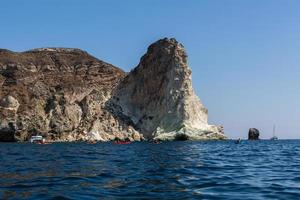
[0,38,226,142]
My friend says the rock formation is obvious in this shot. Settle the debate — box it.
[248,128,260,140]
[0,38,225,142]
[108,38,225,140]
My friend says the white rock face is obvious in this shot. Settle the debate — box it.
[110,38,226,140]
[87,131,105,141]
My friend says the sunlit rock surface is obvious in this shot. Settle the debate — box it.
[109,38,225,140]
[0,38,225,142]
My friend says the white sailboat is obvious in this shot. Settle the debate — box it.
[270,125,278,140]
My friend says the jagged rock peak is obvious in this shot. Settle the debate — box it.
[147,37,184,51]
[136,38,187,70]
[110,37,226,140]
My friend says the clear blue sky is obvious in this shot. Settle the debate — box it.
[1,0,300,139]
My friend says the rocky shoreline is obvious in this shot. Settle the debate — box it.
[0,38,226,142]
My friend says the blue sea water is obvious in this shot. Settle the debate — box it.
[0,140,300,200]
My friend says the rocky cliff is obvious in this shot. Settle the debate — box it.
[108,38,225,140]
[0,38,225,142]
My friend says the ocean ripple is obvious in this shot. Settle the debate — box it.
[0,140,300,199]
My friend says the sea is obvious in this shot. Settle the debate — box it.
[0,140,300,200]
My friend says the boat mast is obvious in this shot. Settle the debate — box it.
[273,124,276,137]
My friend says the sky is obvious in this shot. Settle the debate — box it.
[1,0,300,139]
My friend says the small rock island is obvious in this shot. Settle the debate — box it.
[248,128,260,140]
[0,38,226,142]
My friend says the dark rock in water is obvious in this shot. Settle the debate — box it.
[248,128,260,140]
[0,122,16,142]
[174,133,189,141]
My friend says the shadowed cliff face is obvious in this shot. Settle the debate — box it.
[0,39,225,142]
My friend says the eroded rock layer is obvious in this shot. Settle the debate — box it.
[0,38,225,142]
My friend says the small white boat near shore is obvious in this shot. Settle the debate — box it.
[30,135,43,143]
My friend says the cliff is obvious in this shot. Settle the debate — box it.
[0,38,225,142]
[108,38,225,140]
